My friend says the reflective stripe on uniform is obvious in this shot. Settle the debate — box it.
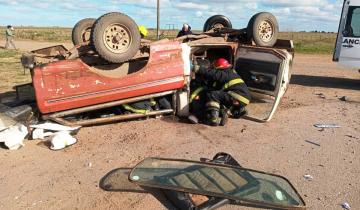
[223,78,244,89]
[206,101,220,109]
[122,104,148,114]
[227,91,250,105]
[190,87,205,103]
[150,98,157,106]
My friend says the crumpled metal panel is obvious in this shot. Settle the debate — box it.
[33,41,186,114]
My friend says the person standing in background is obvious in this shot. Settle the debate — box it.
[177,23,193,38]
[5,25,16,49]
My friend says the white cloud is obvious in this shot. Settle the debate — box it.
[175,2,209,10]
[196,11,203,18]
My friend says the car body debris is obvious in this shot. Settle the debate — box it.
[305,140,321,147]
[0,123,28,150]
[50,131,77,151]
[0,115,81,150]
[304,174,314,181]
[314,124,341,129]
[30,122,81,132]
[315,93,326,99]
[32,128,54,140]
[339,96,349,102]
[29,122,80,150]
[342,202,351,210]
[0,112,17,131]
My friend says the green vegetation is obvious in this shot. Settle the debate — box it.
[0,27,337,54]
[0,49,19,58]
[0,49,31,93]
[0,27,72,42]
[279,32,337,54]
[294,42,335,54]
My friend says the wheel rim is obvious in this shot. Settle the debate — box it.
[81,27,92,43]
[103,24,132,54]
[258,20,274,43]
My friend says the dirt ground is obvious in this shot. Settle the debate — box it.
[0,41,359,210]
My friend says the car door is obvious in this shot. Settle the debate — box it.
[234,46,293,122]
[333,0,360,69]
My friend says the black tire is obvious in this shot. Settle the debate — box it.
[92,12,141,64]
[203,15,232,32]
[247,12,279,47]
[72,18,96,46]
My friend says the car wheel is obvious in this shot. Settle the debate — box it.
[247,12,279,47]
[203,15,232,32]
[72,18,96,46]
[92,12,141,64]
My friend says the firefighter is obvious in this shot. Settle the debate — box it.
[188,59,211,124]
[122,99,157,115]
[188,80,207,124]
[138,25,148,39]
[192,58,251,126]
[121,97,171,115]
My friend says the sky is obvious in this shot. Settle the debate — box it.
[0,0,343,32]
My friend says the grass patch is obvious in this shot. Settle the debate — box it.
[0,49,31,93]
[0,27,337,55]
[279,32,336,54]
[0,27,72,42]
[294,42,334,54]
[0,49,20,58]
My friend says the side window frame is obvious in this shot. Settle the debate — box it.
[344,6,360,37]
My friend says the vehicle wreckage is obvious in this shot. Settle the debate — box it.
[101,153,306,209]
[18,12,294,126]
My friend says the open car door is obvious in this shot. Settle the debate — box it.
[333,0,360,69]
[235,46,293,122]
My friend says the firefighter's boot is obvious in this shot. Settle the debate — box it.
[206,108,221,126]
[219,108,229,126]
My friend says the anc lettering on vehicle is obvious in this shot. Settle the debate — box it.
[342,38,360,45]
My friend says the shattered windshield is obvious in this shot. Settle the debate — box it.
[129,158,305,209]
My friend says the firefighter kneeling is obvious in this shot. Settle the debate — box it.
[191,58,251,126]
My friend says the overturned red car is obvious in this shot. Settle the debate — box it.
[20,12,294,126]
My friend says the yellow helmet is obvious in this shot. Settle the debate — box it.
[138,25,148,38]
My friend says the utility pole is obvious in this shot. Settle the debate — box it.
[157,0,160,40]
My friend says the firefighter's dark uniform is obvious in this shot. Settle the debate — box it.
[196,66,251,125]
[189,80,207,121]
[122,99,157,114]
[122,97,171,114]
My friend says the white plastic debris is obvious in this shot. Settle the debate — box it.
[0,112,17,132]
[30,122,81,132]
[342,202,351,210]
[0,124,28,150]
[304,174,314,181]
[50,131,77,150]
[32,128,55,140]
[314,124,341,128]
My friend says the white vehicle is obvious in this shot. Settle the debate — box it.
[334,0,360,69]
